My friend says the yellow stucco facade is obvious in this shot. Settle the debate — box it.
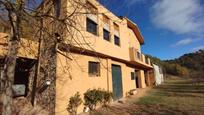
[0,0,153,114]
[56,52,148,114]
[55,0,153,114]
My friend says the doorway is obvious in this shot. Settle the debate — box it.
[111,64,123,100]
[135,70,139,88]
[14,58,36,97]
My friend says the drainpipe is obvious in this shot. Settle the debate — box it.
[106,58,109,91]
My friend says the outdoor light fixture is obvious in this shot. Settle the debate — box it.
[55,33,62,42]
[45,79,51,86]
[38,79,52,93]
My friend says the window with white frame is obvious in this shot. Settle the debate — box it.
[86,2,98,35]
[103,15,110,41]
[113,23,120,46]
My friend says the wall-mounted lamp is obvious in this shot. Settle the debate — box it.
[38,79,52,93]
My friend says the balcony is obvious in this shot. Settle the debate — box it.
[129,47,152,68]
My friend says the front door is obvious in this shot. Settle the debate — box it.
[111,64,123,100]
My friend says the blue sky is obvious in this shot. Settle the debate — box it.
[98,0,204,60]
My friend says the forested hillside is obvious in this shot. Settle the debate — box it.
[168,50,204,72]
[147,49,204,78]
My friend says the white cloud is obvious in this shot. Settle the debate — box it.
[191,45,204,52]
[171,38,193,47]
[151,0,204,34]
[171,38,202,47]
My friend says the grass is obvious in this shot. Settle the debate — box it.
[92,77,204,115]
[136,78,204,114]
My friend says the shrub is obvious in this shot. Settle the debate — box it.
[101,90,112,107]
[84,89,112,110]
[67,92,82,115]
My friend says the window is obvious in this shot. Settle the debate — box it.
[136,52,141,60]
[103,14,110,41]
[54,0,61,17]
[88,61,100,76]
[114,35,120,46]
[113,23,120,46]
[103,29,110,41]
[131,72,135,80]
[86,18,98,35]
[86,2,98,36]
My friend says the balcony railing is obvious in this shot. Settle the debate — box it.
[129,47,151,66]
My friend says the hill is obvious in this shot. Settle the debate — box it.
[147,49,204,78]
[168,50,204,72]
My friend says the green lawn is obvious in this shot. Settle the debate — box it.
[92,77,204,115]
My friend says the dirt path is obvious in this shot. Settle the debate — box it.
[90,78,204,115]
[127,87,152,103]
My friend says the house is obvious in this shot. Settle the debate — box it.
[0,0,155,114]
[0,19,38,97]
[55,0,153,114]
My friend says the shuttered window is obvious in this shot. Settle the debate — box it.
[114,23,120,46]
[86,2,98,35]
[88,61,100,76]
[114,35,120,46]
[103,29,110,41]
[114,23,119,36]
[87,18,98,35]
[103,15,110,41]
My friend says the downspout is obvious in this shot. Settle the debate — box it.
[106,58,109,91]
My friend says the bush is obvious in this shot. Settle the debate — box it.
[84,89,112,110]
[102,91,113,107]
[67,92,82,115]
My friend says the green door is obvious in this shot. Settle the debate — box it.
[111,64,123,100]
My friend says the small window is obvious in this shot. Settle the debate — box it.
[136,52,141,60]
[114,35,120,46]
[54,0,61,17]
[103,29,110,41]
[86,18,98,35]
[131,72,135,80]
[88,61,100,76]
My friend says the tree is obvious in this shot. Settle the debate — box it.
[0,0,116,114]
[0,0,86,114]
[0,1,24,115]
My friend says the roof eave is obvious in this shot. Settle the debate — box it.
[125,17,145,45]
